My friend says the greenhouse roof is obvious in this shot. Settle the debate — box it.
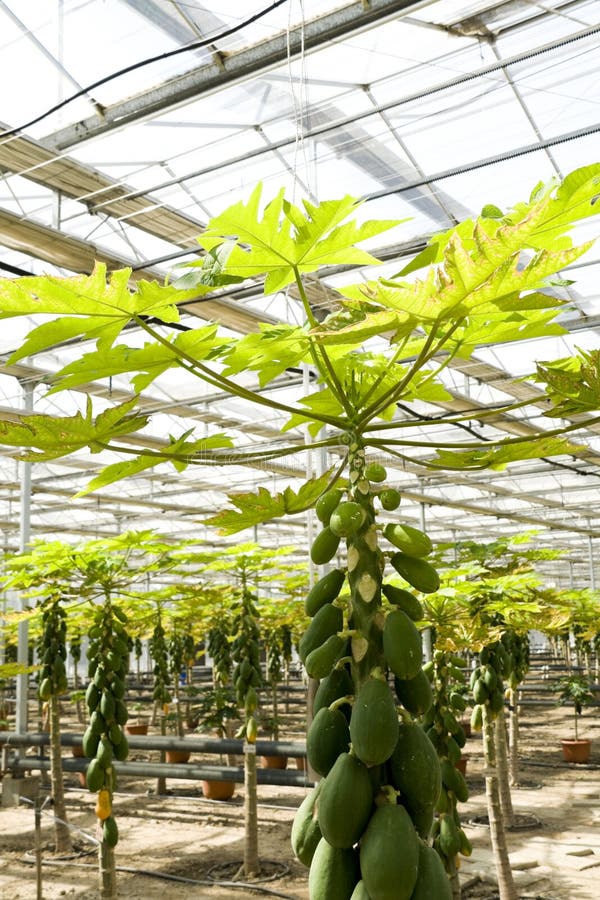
[0,0,599,588]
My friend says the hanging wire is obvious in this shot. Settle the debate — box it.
[0,0,290,143]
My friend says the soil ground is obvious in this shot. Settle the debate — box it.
[1,703,599,899]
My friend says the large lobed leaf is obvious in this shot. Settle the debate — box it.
[535,349,600,417]
[203,470,336,534]
[196,184,400,294]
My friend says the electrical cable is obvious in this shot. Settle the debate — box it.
[0,0,290,142]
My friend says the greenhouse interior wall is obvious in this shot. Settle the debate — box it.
[0,2,599,899]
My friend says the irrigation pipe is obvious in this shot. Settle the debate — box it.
[18,857,300,899]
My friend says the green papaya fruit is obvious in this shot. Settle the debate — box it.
[383,610,423,681]
[483,666,498,692]
[82,726,99,758]
[446,735,462,766]
[383,523,432,558]
[388,721,441,837]
[313,667,353,718]
[350,678,399,767]
[102,816,119,848]
[409,842,452,900]
[489,689,505,714]
[454,724,466,749]
[110,677,125,700]
[390,553,440,594]
[316,489,344,524]
[365,462,387,482]
[306,708,350,777]
[85,682,100,711]
[308,838,359,900]
[379,488,400,511]
[86,758,105,792]
[114,699,128,726]
[113,733,129,761]
[96,737,113,769]
[39,678,52,701]
[440,759,469,803]
[291,781,323,868]
[469,666,482,690]
[450,691,467,712]
[472,678,489,705]
[89,710,106,737]
[330,501,365,538]
[311,527,341,566]
[100,691,115,723]
[394,670,433,717]
[305,569,346,617]
[360,804,419,900]
[299,603,343,664]
[381,584,423,621]
[439,813,461,858]
[350,882,371,900]
[318,753,373,849]
[305,635,346,680]
[470,703,484,732]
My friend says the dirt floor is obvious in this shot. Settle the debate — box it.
[1,704,599,900]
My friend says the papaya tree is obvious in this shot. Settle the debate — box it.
[0,169,599,900]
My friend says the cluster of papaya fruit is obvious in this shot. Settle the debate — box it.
[421,650,472,874]
[207,624,233,684]
[294,454,455,900]
[83,604,130,849]
[149,618,172,708]
[231,587,262,742]
[38,600,68,701]
[502,631,530,689]
[470,638,512,731]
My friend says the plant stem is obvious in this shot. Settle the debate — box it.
[482,705,517,900]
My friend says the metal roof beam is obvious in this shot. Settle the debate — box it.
[44,0,427,149]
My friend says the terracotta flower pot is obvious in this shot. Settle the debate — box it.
[125,722,149,735]
[460,718,472,739]
[166,748,191,764]
[71,744,85,758]
[561,739,591,763]
[260,755,288,770]
[455,756,468,776]
[201,779,235,801]
[294,756,306,771]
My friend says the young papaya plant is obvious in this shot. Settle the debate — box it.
[421,650,471,900]
[0,169,600,900]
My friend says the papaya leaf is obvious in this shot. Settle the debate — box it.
[204,470,336,534]
[195,183,400,294]
[77,432,234,497]
[0,398,148,461]
[431,435,582,471]
[0,662,39,678]
[219,324,312,386]
[48,325,230,395]
[535,349,600,417]
[2,265,199,362]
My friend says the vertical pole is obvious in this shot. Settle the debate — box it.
[420,502,433,662]
[15,380,34,735]
[588,535,596,591]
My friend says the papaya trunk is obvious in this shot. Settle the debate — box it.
[99,842,117,899]
[482,706,517,900]
[448,857,462,900]
[73,666,84,725]
[495,708,514,829]
[346,441,384,688]
[243,743,260,876]
[49,693,72,854]
[156,714,166,795]
[271,685,279,742]
[508,688,519,787]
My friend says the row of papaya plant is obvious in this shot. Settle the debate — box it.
[0,167,599,900]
